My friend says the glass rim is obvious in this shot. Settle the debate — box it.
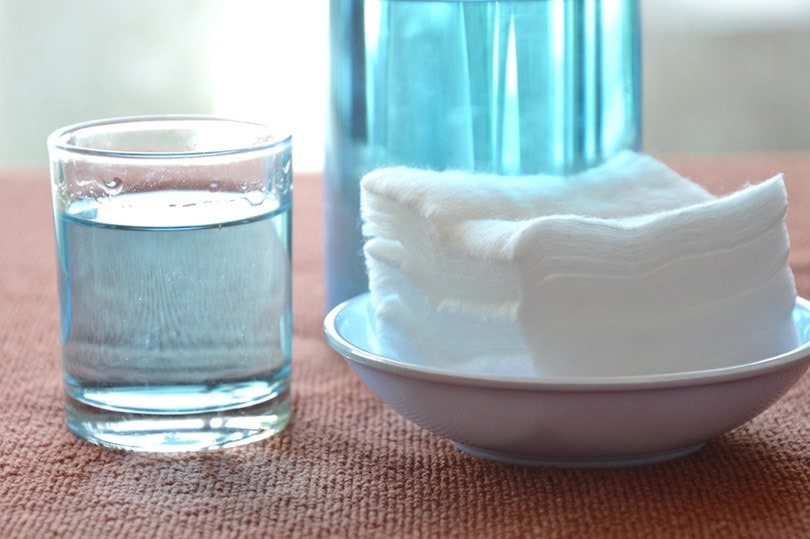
[47,114,292,159]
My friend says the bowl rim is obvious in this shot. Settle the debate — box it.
[323,293,810,392]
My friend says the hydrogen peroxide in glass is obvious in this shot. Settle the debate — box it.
[56,192,292,450]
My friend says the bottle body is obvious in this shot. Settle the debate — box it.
[326,0,641,308]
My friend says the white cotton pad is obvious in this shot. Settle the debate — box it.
[360,152,798,377]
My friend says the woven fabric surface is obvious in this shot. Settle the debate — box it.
[0,158,807,538]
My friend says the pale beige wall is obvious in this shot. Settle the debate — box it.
[0,0,219,167]
[643,0,810,155]
[1,0,808,170]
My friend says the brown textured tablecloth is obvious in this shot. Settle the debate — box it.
[1,156,808,538]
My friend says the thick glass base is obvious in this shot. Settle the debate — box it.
[65,385,290,452]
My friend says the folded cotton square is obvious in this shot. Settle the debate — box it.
[360,152,798,378]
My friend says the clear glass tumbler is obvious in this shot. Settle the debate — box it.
[48,116,293,452]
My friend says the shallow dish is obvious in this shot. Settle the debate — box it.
[324,293,810,467]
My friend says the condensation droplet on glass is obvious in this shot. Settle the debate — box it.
[102,177,124,195]
[243,191,265,206]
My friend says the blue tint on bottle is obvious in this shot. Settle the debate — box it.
[326,0,641,308]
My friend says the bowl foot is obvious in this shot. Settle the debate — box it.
[451,441,708,468]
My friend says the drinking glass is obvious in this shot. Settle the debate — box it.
[48,116,293,452]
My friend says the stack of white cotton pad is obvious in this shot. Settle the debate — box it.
[360,152,798,377]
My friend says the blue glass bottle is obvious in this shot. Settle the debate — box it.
[326,0,641,308]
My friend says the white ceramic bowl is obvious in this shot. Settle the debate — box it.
[324,293,810,467]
